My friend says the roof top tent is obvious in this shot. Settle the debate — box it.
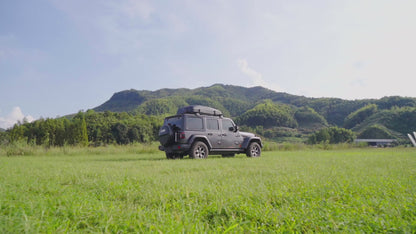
[177,105,223,116]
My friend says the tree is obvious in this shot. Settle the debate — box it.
[294,106,328,128]
[308,127,355,144]
[358,125,393,139]
[236,100,298,128]
[71,112,89,146]
[112,123,129,144]
[344,104,378,129]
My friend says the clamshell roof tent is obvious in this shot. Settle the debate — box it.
[176,105,223,116]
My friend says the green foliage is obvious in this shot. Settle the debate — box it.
[236,100,298,128]
[95,89,146,112]
[0,131,9,146]
[358,125,393,139]
[376,96,416,109]
[308,127,355,144]
[6,85,416,147]
[72,113,89,147]
[193,84,231,99]
[8,110,161,147]
[384,107,416,134]
[352,106,416,138]
[221,98,253,117]
[344,104,378,129]
[294,106,328,128]
[305,98,370,126]
[91,84,416,141]
[135,99,178,115]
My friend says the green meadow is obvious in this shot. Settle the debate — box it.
[0,147,415,233]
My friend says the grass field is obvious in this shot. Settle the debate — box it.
[0,147,415,232]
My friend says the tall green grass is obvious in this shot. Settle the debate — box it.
[1,141,371,157]
[0,141,160,157]
[0,148,415,232]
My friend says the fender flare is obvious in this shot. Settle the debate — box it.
[242,137,263,149]
[187,135,213,149]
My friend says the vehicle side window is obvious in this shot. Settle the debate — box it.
[222,119,234,131]
[207,118,219,130]
[186,117,203,130]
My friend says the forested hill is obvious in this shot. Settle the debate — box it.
[5,84,416,147]
[92,84,416,142]
[94,84,416,125]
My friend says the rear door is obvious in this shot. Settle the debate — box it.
[206,117,222,148]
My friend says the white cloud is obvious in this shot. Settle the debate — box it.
[237,58,282,92]
[237,59,263,85]
[0,107,35,129]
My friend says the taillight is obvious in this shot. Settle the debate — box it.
[178,132,186,139]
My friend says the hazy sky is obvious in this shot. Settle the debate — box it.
[1,0,416,129]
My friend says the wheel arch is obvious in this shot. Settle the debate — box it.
[242,137,263,149]
[188,135,212,150]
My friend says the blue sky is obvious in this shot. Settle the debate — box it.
[1,0,416,129]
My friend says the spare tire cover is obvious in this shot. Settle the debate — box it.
[159,125,174,146]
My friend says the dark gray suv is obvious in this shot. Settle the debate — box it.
[158,105,262,159]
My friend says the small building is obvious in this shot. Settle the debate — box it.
[354,139,396,147]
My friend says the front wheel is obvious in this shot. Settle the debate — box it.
[246,142,261,157]
[190,141,209,159]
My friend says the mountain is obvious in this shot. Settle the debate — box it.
[93,84,416,142]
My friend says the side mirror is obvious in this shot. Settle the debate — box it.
[229,126,239,132]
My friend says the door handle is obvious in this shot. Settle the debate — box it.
[208,133,213,136]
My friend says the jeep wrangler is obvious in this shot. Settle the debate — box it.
[158,105,262,159]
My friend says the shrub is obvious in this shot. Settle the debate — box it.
[308,127,355,144]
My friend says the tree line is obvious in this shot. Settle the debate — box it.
[2,93,416,148]
[5,110,161,147]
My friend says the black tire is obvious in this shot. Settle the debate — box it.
[166,152,175,159]
[246,142,261,157]
[190,141,209,159]
[166,153,184,160]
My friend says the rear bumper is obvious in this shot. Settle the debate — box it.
[158,144,191,153]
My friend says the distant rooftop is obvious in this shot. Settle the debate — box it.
[354,139,396,146]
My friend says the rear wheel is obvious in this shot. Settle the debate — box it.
[246,142,261,157]
[166,153,175,159]
[190,141,208,159]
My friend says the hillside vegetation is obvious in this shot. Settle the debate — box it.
[94,84,416,142]
[3,84,416,146]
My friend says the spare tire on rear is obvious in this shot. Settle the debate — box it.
[158,125,174,146]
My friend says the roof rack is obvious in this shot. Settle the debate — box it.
[176,105,223,116]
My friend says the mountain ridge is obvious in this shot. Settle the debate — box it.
[92,84,416,142]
